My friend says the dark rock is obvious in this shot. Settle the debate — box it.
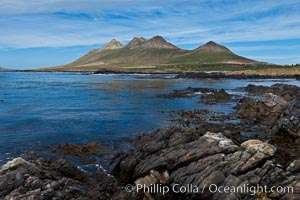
[237,84,300,137]
[0,157,112,199]
[49,158,92,184]
[158,87,216,99]
[202,89,231,100]
[111,127,300,199]
[287,160,300,172]
[55,142,105,157]
[236,84,300,165]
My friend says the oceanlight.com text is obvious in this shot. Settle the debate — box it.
[125,183,294,196]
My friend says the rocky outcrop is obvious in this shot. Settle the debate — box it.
[140,36,178,49]
[237,84,300,138]
[0,157,115,200]
[125,36,178,49]
[125,37,147,49]
[111,127,300,199]
[158,87,216,99]
[2,129,299,199]
[201,89,231,101]
[158,87,232,101]
[101,39,123,50]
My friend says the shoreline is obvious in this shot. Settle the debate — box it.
[2,70,300,79]
[1,82,300,199]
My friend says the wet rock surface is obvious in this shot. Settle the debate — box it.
[201,89,231,101]
[157,87,216,99]
[158,86,234,105]
[236,84,300,164]
[111,128,300,199]
[0,157,117,200]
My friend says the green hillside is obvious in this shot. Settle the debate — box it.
[40,36,261,72]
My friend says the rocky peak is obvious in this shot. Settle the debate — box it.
[101,39,123,50]
[141,35,178,49]
[196,41,231,52]
[125,35,178,49]
[126,37,147,49]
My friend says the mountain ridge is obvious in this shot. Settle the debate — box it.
[41,35,259,72]
[138,35,179,49]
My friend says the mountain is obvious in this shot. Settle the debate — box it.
[173,41,255,65]
[138,36,178,49]
[126,37,147,49]
[101,39,123,50]
[42,36,258,71]
[195,41,231,52]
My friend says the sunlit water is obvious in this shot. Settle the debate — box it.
[0,72,299,166]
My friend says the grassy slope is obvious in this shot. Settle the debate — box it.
[39,44,299,74]
[44,47,259,72]
[172,49,255,65]
[74,48,186,65]
[44,47,187,71]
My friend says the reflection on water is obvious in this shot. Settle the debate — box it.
[0,72,299,164]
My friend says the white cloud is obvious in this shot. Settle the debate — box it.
[0,0,299,49]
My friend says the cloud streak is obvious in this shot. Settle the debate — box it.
[1,0,300,48]
[0,0,299,67]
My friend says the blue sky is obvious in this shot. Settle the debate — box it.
[0,0,300,69]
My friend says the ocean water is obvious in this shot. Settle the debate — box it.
[0,72,299,165]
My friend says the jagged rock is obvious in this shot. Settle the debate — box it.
[49,158,92,184]
[0,157,42,177]
[241,140,276,156]
[140,36,178,49]
[125,35,177,49]
[157,86,234,101]
[287,160,300,172]
[135,170,169,187]
[202,89,231,100]
[237,84,300,138]
[262,93,288,108]
[101,39,123,50]
[111,128,300,199]
[0,157,113,200]
[126,37,147,49]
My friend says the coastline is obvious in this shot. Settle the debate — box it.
[3,69,300,80]
[1,80,300,199]
[1,0,300,199]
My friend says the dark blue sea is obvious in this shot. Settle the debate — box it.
[0,72,299,166]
